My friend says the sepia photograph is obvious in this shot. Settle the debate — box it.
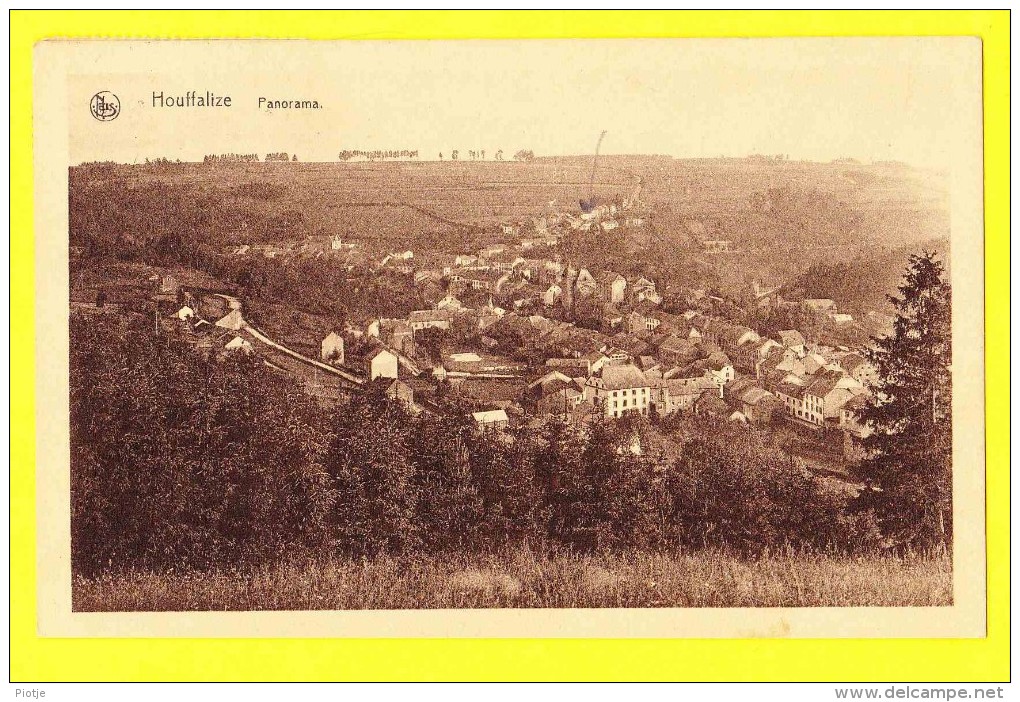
[31,37,985,636]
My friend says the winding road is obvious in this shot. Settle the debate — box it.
[214,294,365,388]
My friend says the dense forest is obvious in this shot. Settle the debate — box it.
[69,175,308,260]
[783,241,949,317]
[723,186,863,252]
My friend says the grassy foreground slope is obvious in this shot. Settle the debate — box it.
[74,549,950,611]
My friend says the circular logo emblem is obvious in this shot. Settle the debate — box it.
[89,91,120,121]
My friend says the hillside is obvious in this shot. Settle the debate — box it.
[69,156,949,303]
[783,240,950,318]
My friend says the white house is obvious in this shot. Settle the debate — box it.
[598,272,627,304]
[699,352,736,389]
[435,294,463,311]
[472,409,509,431]
[575,268,598,296]
[777,330,807,356]
[224,336,253,354]
[543,284,563,307]
[176,305,195,321]
[630,277,660,304]
[214,309,245,331]
[321,332,345,365]
[586,364,652,419]
[365,347,399,380]
[709,364,735,388]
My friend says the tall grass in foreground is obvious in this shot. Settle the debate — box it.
[73,549,951,611]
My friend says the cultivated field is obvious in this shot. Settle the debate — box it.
[72,156,947,247]
[74,549,951,611]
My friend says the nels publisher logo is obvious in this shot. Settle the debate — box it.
[89,91,120,121]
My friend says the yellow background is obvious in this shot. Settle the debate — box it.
[10,10,1010,681]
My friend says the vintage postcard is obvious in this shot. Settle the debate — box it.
[34,37,985,638]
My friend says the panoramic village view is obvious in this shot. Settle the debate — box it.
[69,148,952,610]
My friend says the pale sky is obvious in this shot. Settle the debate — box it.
[66,38,982,169]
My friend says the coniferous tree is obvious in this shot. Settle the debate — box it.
[855,252,952,551]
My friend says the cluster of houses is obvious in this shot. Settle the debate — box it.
[304,244,876,455]
[171,301,254,357]
[227,235,360,261]
[517,307,876,440]
[205,193,875,453]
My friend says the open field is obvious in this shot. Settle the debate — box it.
[74,549,951,611]
[72,159,637,255]
[72,156,946,246]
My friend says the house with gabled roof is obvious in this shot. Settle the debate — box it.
[839,352,879,386]
[802,352,831,376]
[597,271,627,304]
[575,268,598,297]
[472,409,509,431]
[214,309,244,331]
[797,370,859,426]
[695,392,730,416]
[223,335,253,354]
[658,335,699,367]
[435,294,464,311]
[663,376,719,413]
[586,364,652,419]
[773,381,806,421]
[321,331,345,365]
[777,329,807,356]
[528,370,573,397]
[683,350,735,389]
[637,355,661,373]
[720,325,760,351]
[630,277,661,305]
[581,349,611,375]
[725,377,782,425]
[748,338,783,377]
[408,309,452,332]
[364,346,399,380]
[700,318,730,345]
